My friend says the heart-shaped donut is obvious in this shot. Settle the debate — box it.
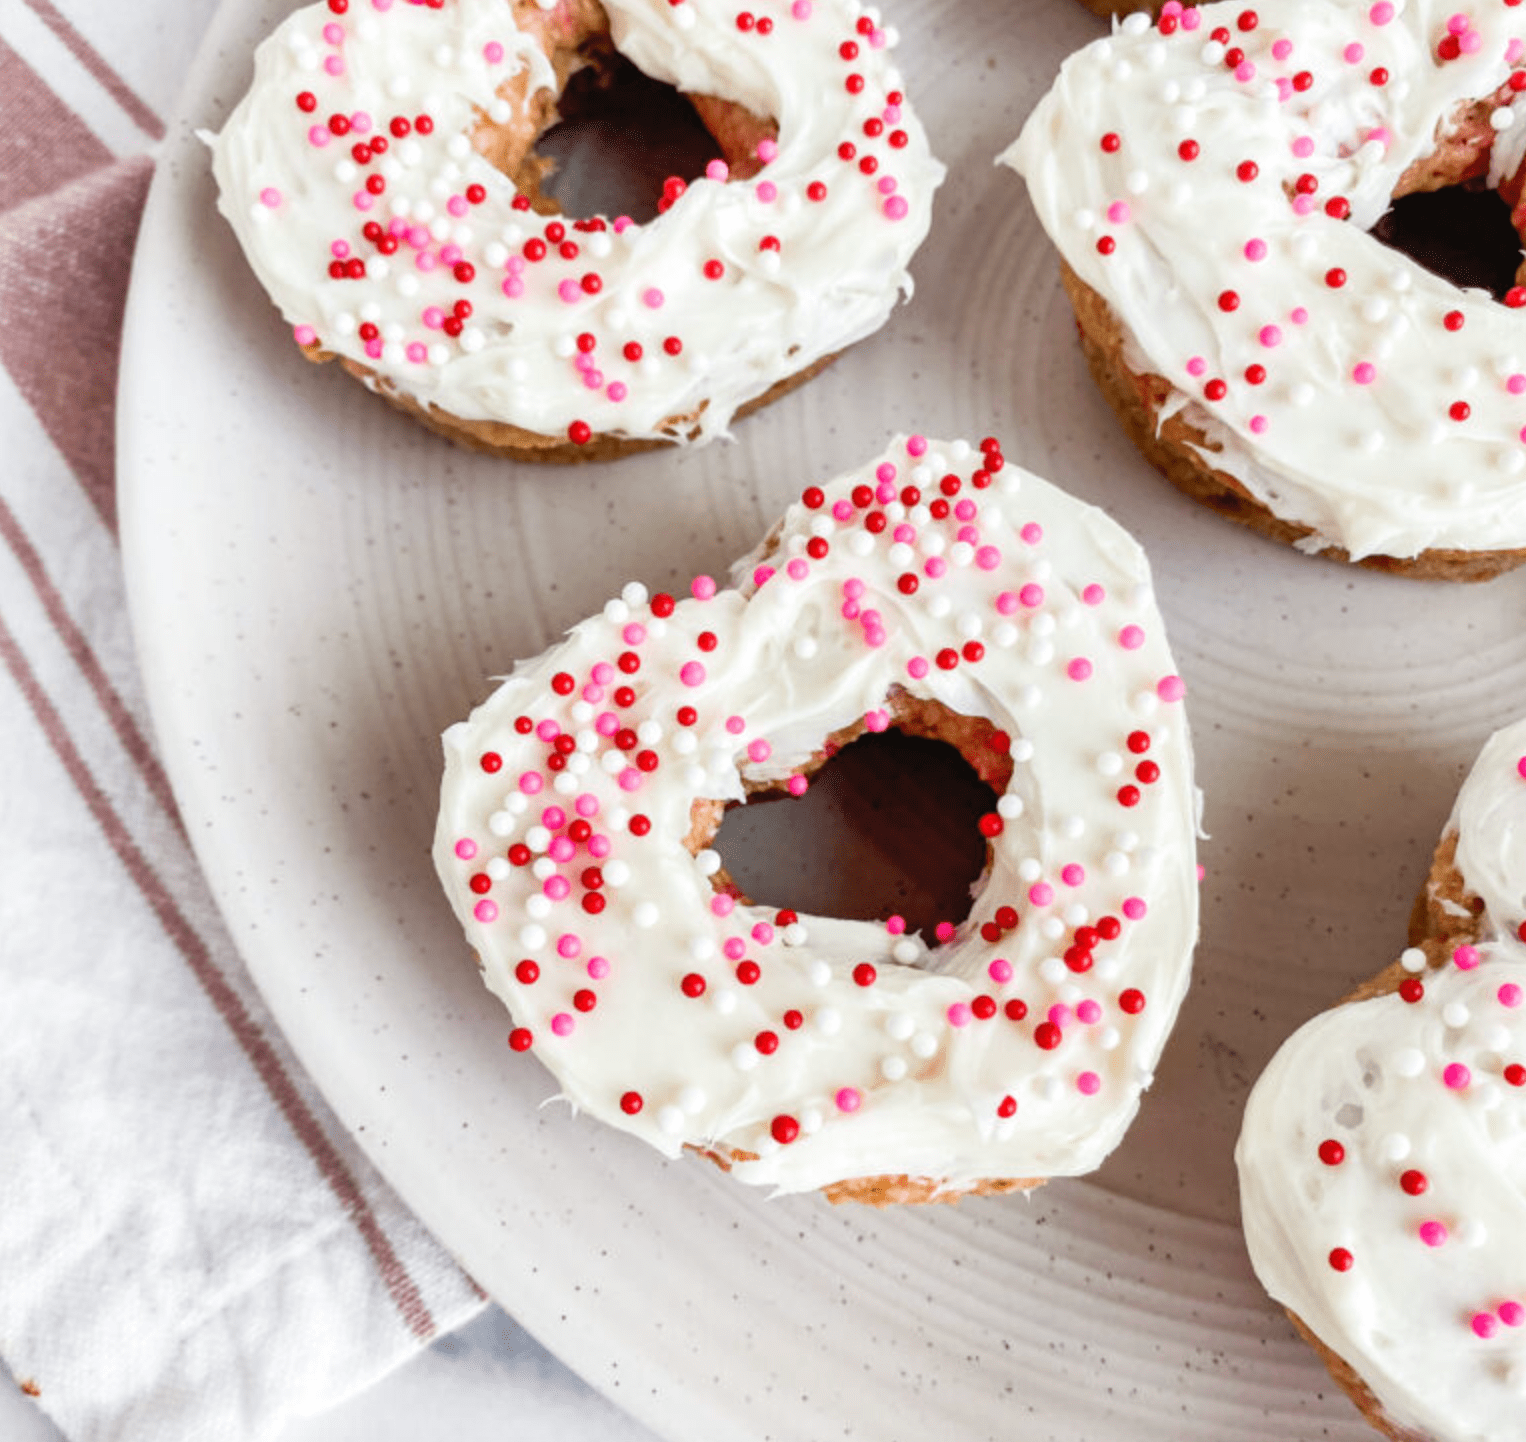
[209,0,942,460]
[434,435,1200,1200]
[1238,721,1526,1442]
[1006,0,1526,578]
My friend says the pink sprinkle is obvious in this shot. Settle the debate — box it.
[1365,127,1391,149]
[1343,41,1364,62]
[843,600,861,621]
[832,500,853,521]
[1277,77,1295,104]
[1018,584,1045,609]
[485,40,504,62]
[1499,983,1523,1008]
[884,195,910,221]
[1260,325,1283,349]
[293,324,317,346]
[876,462,898,485]
[1447,13,1468,34]
[406,342,428,363]
[947,1002,973,1028]
[308,126,331,147]
[906,435,928,457]
[756,180,778,202]
[519,771,544,795]
[954,500,977,522]
[1181,7,1200,27]
[787,558,809,581]
[1454,945,1480,970]
[892,523,916,545]
[581,684,603,705]
[1077,1071,1101,1096]
[1122,897,1147,920]
[622,623,647,647]
[548,838,575,865]
[642,287,665,308]
[1029,882,1054,907]
[1186,356,1207,378]
[1067,658,1093,682]
[1292,135,1314,158]
[711,894,734,917]
[875,481,897,504]
[259,187,282,208]
[558,279,582,304]
[1420,1220,1448,1247]
[1243,238,1267,262]
[1082,584,1105,605]
[612,216,633,233]
[726,716,747,735]
[556,933,581,959]
[752,922,775,945]
[886,915,906,936]
[1500,1301,1525,1327]
[1234,61,1255,81]
[907,656,929,679]
[1107,201,1132,225]
[1077,999,1102,1025]
[1511,38,1526,63]
[575,794,599,818]
[1474,1313,1502,1339]
[1508,375,1526,396]
[1444,1063,1472,1089]
[1292,195,1315,218]
[502,277,525,299]
[791,0,811,17]
[754,566,775,586]
[692,575,717,599]
[324,55,344,76]
[787,775,808,796]
[1119,625,1145,650]
[551,1013,574,1037]
[447,195,469,218]
[1048,1004,1072,1028]
[1369,1,1393,21]
[724,937,747,958]
[1158,675,1186,702]
[350,112,371,134]
[536,720,560,742]
[865,709,890,732]
[757,138,779,163]
[591,656,615,681]
[1061,864,1085,886]
[835,1087,862,1113]
[331,240,351,260]
[843,578,866,601]
[747,739,772,763]
[544,874,570,901]
[975,545,1003,574]
[473,899,498,923]
[1461,30,1482,53]
[423,306,445,330]
[1249,415,1269,435]
[935,922,955,943]
[322,22,343,43]
[924,556,947,579]
[587,955,609,979]
[680,662,706,687]
[994,591,1019,615]
[454,838,478,860]
[1271,38,1293,59]
[705,159,730,182]
[617,767,642,792]
[1021,523,1043,545]
[988,958,1013,983]
[543,800,568,828]
[364,339,383,359]
[595,712,618,736]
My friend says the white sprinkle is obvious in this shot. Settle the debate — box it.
[679,1085,705,1115]
[892,939,920,964]
[1492,105,1517,131]
[672,731,697,756]
[1104,852,1129,877]
[997,794,1024,819]
[910,1032,937,1059]
[817,1006,842,1036]
[656,1105,685,1135]
[1399,947,1427,973]
[1097,751,1123,777]
[1010,738,1035,763]
[1289,383,1314,407]
[1099,1027,1121,1051]
[519,923,545,950]
[632,902,659,929]
[783,923,808,946]
[1019,858,1042,882]
[1459,1217,1489,1247]
[794,636,819,660]
[1060,815,1085,839]
[732,1043,759,1071]
[688,935,715,960]
[712,987,737,1015]
[1039,956,1066,984]
[1442,1002,1471,1029]
[486,857,510,881]
[487,811,514,837]
[809,959,832,987]
[524,825,551,852]
[881,1055,908,1081]
[525,894,551,920]
[886,1011,915,1040]
[1393,1048,1425,1078]
[694,850,722,877]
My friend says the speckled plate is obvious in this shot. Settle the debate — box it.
[119,1,1526,1439]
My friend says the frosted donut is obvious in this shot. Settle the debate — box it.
[209,0,942,461]
[1005,0,1526,578]
[433,433,1200,1200]
[1238,719,1526,1442]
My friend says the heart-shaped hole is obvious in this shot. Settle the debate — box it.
[702,698,1011,948]
[1368,90,1526,303]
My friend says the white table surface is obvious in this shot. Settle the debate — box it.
[4,1308,660,1442]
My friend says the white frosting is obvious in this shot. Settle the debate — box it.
[434,436,1200,1194]
[209,0,942,445]
[1004,0,1526,562]
[1238,720,1526,1441]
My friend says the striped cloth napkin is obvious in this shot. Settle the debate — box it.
[0,4,485,1438]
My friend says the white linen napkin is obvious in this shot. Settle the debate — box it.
[0,5,485,1438]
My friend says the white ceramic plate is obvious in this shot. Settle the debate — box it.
[119,1,1526,1438]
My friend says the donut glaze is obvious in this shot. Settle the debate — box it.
[208,0,942,452]
[1005,0,1526,567]
[1238,721,1526,1442]
[434,436,1200,1197]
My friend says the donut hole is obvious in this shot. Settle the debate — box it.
[535,52,729,224]
[1370,185,1524,302]
[705,709,1011,949]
